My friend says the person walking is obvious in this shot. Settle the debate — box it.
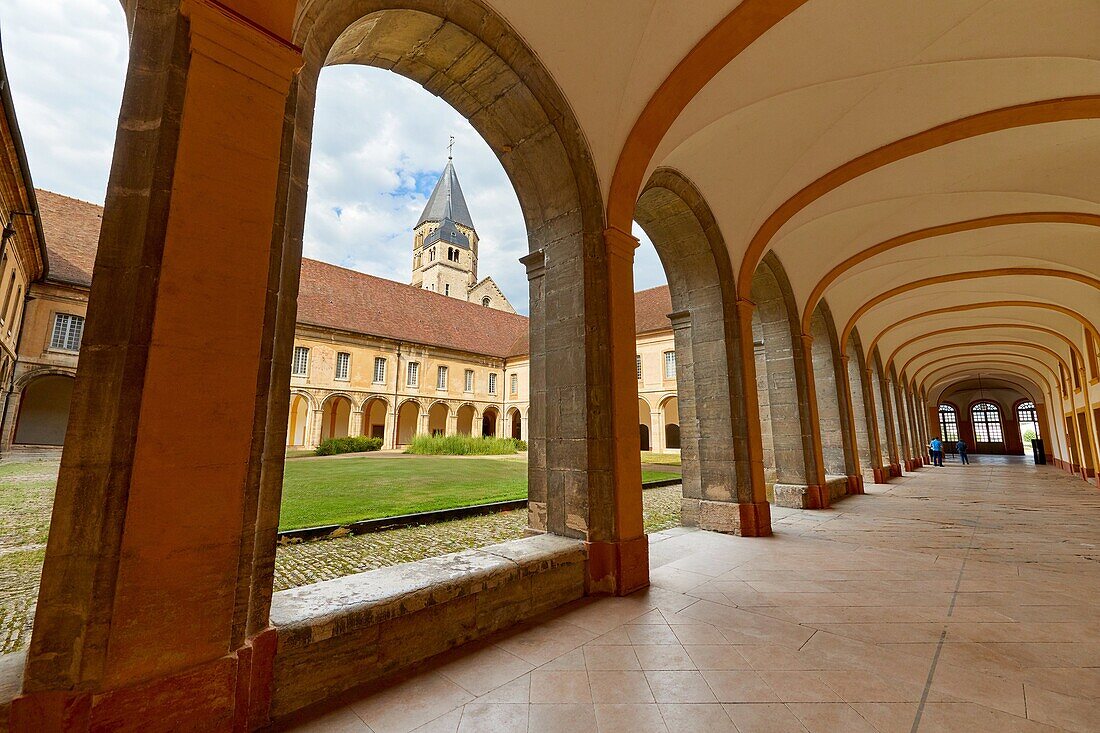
[929,437,944,467]
[957,439,969,464]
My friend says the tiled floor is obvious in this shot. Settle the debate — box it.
[277,457,1100,732]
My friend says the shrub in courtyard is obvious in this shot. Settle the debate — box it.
[405,434,523,455]
[315,436,383,456]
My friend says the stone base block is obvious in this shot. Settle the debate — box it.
[773,483,828,510]
[586,535,649,596]
[889,463,902,478]
[846,474,865,495]
[872,466,889,484]
[824,476,848,502]
[682,499,772,536]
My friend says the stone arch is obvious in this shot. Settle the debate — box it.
[638,396,652,452]
[287,393,312,447]
[634,167,764,534]
[750,252,822,508]
[660,395,681,451]
[13,373,76,446]
[319,393,354,442]
[455,402,477,436]
[396,398,422,446]
[284,0,615,566]
[427,401,450,437]
[507,407,522,440]
[481,406,499,438]
[360,396,388,441]
[809,301,855,479]
[845,328,880,484]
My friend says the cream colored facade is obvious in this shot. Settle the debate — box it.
[287,325,531,449]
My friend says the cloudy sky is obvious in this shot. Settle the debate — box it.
[1,0,666,314]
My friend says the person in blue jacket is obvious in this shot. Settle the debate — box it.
[956,439,969,464]
[929,437,944,467]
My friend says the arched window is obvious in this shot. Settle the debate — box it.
[971,401,1004,443]
[482,296,491,307]
[938,403,959,441]
[1016,401,1041,440]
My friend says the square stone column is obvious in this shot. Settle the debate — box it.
[12,2,301,730]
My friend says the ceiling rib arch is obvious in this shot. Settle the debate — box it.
[800,213,1100,333]
[887,323,1084,374]
[734,95,1100,300]
[841,268,1100,350]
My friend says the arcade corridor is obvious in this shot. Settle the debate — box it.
[279,459,1100,732]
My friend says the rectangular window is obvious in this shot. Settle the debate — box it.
[444,284,450,296]
[292,346,310,377]
[464,369,474,392]
[636,355,642,380]
[49,313,85,352]
[488,372,497,395]
[407,361,419,387]
[663,351,676,380]
[335,352,350,381]
[373,356,386,384]
[510,373,519,395]
[437,365,448,390]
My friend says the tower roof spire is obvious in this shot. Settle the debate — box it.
[416,152,475,231]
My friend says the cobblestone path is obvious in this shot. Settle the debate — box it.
[273,486,682,590]
[0,455,682,653]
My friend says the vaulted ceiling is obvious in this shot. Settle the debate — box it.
[489,0,1100,401]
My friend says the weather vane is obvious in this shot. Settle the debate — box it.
[448,135,455,160]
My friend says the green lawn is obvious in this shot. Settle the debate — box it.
[279,456,679,530]
[641,451,682,466]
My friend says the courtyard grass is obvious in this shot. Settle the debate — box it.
[641,451,681,466]
[279,455,679,530]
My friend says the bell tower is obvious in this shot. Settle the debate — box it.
[411,140,479,299]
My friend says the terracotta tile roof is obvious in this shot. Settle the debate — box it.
[298,258,530,358]
[634,284,674,335]
[35,189,101,287]
[29,190,675,358]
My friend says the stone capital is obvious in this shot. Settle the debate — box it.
[519,249,546,281]
[603,226,638,264]
[668,309,692,331]
[182,0,303,94]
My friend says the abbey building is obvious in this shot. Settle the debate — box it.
[410,156,514,313]
[0,161,681,455]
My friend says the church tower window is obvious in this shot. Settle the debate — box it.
[482,296,491,307]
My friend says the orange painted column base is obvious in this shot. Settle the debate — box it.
[738,501,773,537]
[889,463,902,478]
[586,536,650,597]
[802,485,831,510]
[872,467,889,484]
[11,627,276,732]
[846,475,865,495]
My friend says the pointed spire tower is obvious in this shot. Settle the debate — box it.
[410,140,516,313]
[411,142,480,296]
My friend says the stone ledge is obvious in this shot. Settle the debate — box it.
[269,534,586,718]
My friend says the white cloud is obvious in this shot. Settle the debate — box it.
[1,0,668,314]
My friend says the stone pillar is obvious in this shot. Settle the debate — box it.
[864,367,888,483]
[650,409,665,454]
[1079,366,1100,473]
[0,383,23,454]
[839,355,867,494]
[797,333,829,508]
[522,250,547,532]
[419,409,430,437]
[733,300,771,533]
[12,2,301,730]
[351,409,363,437]
[446,412,458,436]
[520,414,528,443]
[310,409,324,448]
[384,409,396,450]
[590,227,647,595]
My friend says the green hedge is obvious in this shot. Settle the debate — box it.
[315,436,384,456]
[405,434,526,456]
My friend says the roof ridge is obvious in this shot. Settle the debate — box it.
[35,188,103,209]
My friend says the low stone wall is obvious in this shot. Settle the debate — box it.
[268,534,586,719]
[825,475,849,502]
